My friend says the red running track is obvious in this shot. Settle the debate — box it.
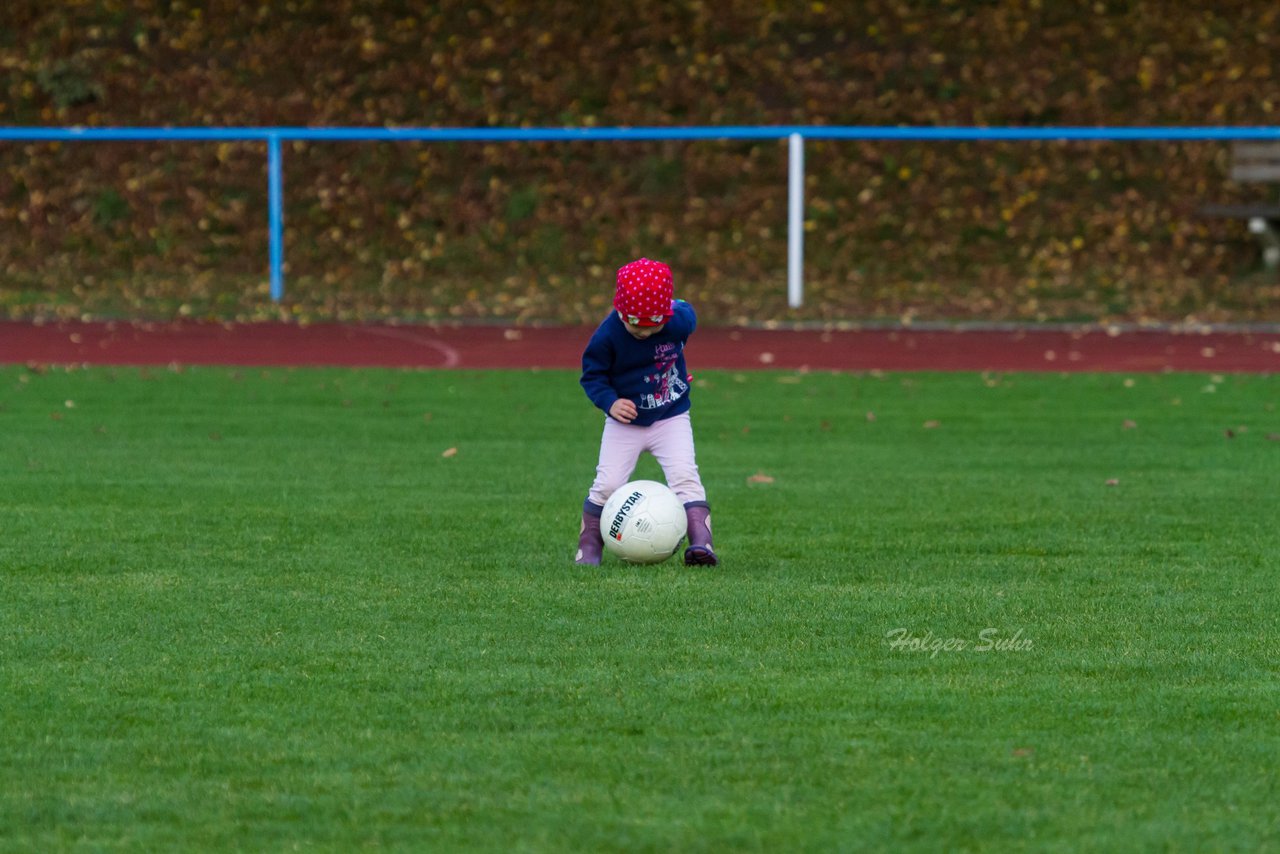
[1,320,1279,372]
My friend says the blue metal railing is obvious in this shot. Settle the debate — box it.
[3,125,1279,305]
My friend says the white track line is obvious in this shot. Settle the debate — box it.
[352,326,463,367]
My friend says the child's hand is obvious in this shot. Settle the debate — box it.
[609,399,638,423]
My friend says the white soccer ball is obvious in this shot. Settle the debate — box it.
[601,480,688,565]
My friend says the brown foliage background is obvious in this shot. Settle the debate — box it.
[1,0,1278,323]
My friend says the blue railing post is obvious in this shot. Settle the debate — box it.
[267,132,284,302]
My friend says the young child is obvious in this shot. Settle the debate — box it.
[575,257,718,567]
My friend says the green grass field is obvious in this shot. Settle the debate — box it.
[2,364,1278,851]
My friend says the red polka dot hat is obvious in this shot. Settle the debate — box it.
[613,257,674,327]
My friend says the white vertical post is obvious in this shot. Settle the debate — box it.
[787,132,804,308]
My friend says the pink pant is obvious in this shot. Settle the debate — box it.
[587,412,707,507]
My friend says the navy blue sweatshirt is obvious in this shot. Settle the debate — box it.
[580,300,696,426]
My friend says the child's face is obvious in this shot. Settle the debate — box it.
[619,312,666,339]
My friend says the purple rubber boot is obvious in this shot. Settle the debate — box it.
[683,502,719,566]
[575,502,605,565]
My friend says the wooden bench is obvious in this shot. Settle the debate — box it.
[1198,141,1280,270]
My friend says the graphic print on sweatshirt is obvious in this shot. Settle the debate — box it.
[638,342,689,410]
